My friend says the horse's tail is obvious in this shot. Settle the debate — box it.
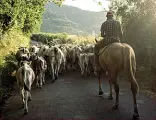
[123,45,139,95]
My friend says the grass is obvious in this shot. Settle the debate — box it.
[66,35,96,45]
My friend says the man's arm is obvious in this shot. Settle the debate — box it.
[100,22,105,37]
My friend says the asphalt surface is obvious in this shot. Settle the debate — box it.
[2,71,156,120]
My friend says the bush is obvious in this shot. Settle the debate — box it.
[0,30,30,67]
[31,32,96,45]
[30,32,68,43]
[0,29,30,105]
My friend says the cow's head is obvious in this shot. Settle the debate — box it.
[54,47,58,55]
[30,53,37,61]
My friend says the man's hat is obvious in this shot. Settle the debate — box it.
[106,11,113,16]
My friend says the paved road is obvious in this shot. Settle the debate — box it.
[2,71,156,120]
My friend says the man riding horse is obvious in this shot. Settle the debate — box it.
[94,11,123,72]
[94,11,140,119]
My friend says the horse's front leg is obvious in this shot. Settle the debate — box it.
[108,73,113,99]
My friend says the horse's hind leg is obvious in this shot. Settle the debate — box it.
[98,71,103,95]
[131,83,139,119]
[111,73,119,109]
[108,79,113,100]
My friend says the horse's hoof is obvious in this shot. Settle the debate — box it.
[99,91,103,95]
[133,113,139,120]
[39,86,42,89]
[108,95,113,100]
[24,109,28,115]
[112,104,119,110]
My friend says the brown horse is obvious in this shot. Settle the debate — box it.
[94,38,139,119]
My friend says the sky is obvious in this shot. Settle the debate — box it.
[63,0,110,12]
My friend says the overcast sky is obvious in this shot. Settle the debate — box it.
[63,0,110,12]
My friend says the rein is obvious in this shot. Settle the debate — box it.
[98,46,108,56]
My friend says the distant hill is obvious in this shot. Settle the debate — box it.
[40,2,106,35]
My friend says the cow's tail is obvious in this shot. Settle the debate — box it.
[123,45,139,95]
[22,65,30,92]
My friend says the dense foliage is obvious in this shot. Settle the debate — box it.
[0,0,48,36]
[110,0,156,91]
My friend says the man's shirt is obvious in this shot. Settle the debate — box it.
[100,18,123,39]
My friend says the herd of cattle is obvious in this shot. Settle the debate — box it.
[15,40,97,114]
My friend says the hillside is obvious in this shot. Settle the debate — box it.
[40,2,106,35]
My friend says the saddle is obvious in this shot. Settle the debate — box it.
[98,38,120,56]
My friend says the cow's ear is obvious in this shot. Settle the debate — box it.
[54,47,58,54]
[28,62,31,66]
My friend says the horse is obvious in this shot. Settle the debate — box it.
[94,38,139,119]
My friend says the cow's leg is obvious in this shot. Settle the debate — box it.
[28,92,32,101]
[86,64,89,76]
[42,72,45,85]
[39,73,42,88]
[62,58,66,72]
[36,75,39,88]
[45,57,50,75]
[87,65,90,75]
[51,63,55,82]
[55,62,61,80]
[72,62,75,71]
[28,84,32,101]
[65,62,68,71]
[81,63,84,75]
[79,62,83,75]
[20,87,25,108]
[24,90,29,114]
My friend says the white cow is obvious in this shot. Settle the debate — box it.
[30,54,47,88]
[29,45,39,55]
[16,61,35,114]
[43,46,65,81]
